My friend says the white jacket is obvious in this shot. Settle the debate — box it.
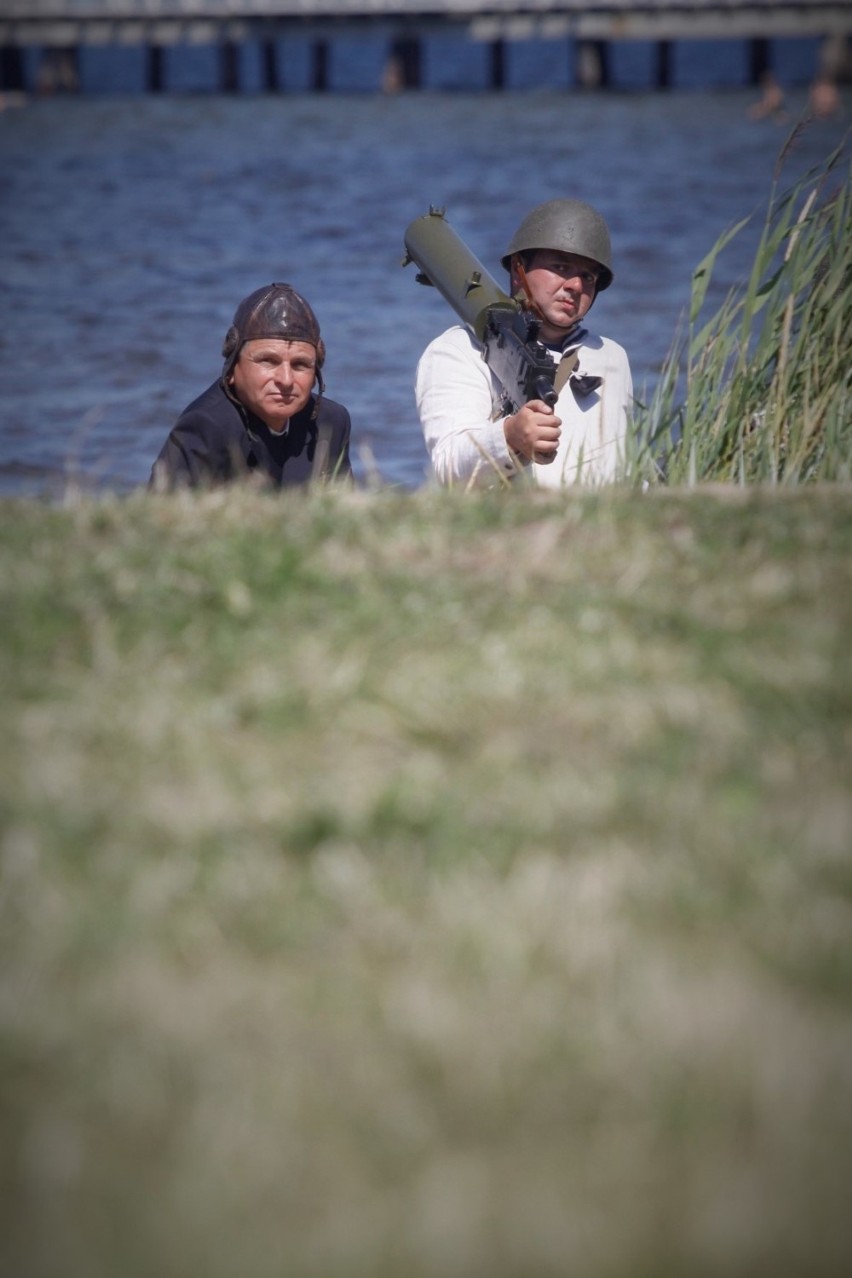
[416,324,633,489]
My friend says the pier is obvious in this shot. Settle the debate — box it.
[1,1,850,94]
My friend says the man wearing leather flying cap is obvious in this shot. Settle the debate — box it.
[150,284,352,490]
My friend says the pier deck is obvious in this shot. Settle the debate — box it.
[2,1,850,46]
[1,2,849,93]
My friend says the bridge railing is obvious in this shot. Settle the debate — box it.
[4,0,852,21]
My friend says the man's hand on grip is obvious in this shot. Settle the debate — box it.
[504,401,561,465]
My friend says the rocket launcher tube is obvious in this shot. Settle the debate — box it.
[403,208,514,341]
[403,208,558,412]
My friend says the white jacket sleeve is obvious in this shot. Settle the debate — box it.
[415,326,517,488]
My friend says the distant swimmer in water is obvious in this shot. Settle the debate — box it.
[809,74,842,119]
[748,72,787,123]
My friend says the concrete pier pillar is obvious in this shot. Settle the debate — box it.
[0,45,25,92]
[312,41,329,91]
[489,39,506,90]
[147,44,164,92]
[220,40,239,92]
[655,40,672,89]
[749,38,770,86]
[262,39,279,92]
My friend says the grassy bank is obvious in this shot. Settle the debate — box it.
[1,485,851,1277]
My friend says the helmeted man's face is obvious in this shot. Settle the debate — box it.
[515,249,599,343]
[229,338,317,432]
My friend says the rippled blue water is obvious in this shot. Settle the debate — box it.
[0,39,846,495]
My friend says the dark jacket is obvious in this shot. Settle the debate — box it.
[149,380,352,490]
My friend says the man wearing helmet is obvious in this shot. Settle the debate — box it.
[150,283,352,490]
[415,199,633,488]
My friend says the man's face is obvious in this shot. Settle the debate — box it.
[229,338,317,431]
[516,249,599,343]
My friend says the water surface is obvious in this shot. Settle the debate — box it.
[0,79,846,495]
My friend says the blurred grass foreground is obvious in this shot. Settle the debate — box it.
[2,480,851,1277]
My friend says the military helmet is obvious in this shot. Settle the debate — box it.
[222,283,326,382]
[501,199,614,291]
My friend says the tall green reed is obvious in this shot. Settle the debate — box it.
[632,130,851,485]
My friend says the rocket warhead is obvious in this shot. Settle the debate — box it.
[403,208,518,343]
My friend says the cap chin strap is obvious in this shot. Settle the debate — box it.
[312,368,324,420]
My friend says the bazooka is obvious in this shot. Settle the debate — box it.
[402,207,558,412]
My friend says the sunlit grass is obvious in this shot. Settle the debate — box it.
[632,132,851,485]
[2,485,851,1276]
